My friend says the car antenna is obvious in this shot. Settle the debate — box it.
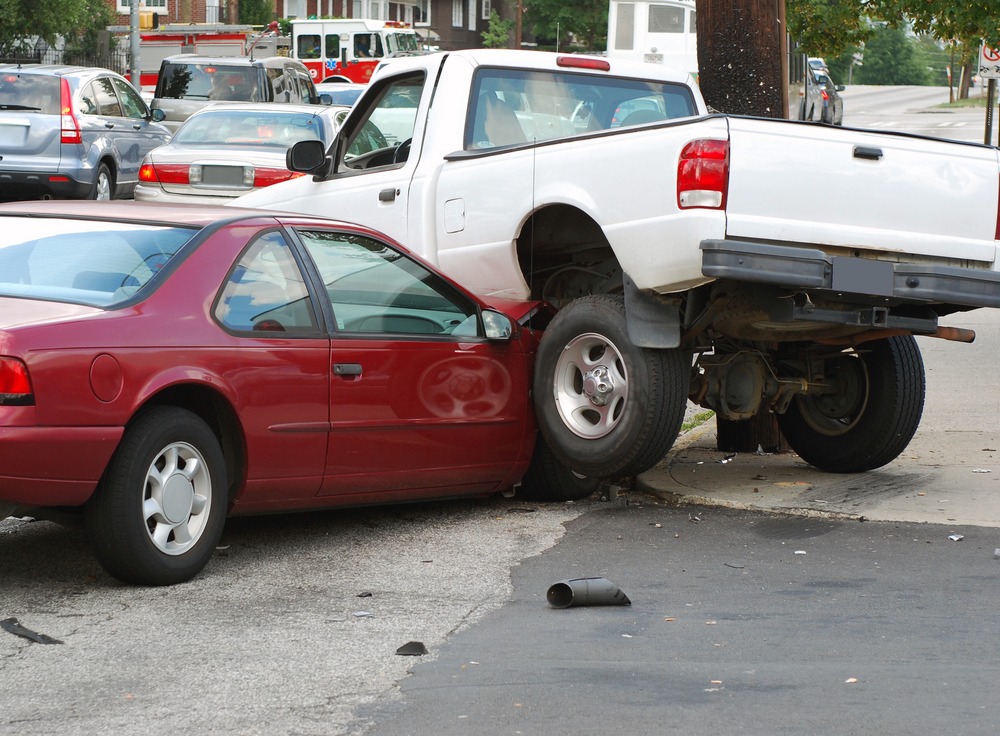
[248,21,279,62]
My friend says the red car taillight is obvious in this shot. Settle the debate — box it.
[252,168,305,188]
[0,357,34,406]
[139,163,191,185]
[677,139,729,210]
[60,77,82,144]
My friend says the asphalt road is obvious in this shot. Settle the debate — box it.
[362,504,1000,736]
[840,84,998,144]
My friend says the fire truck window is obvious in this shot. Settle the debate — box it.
[325,34,340,59]
[298,34,321,60]
[354,34,384,59]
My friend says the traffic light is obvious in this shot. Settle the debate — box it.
[139,10,159,30]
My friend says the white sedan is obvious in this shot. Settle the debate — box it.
[134,102,350,204]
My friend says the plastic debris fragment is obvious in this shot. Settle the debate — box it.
[396,641,428,656]
[0,618,62,645]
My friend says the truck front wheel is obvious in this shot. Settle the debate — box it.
[533,295,689,479]
[776,336,925,473]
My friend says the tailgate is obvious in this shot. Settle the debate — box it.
[724,117,1000,264]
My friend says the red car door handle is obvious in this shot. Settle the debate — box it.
[333,363,362,376]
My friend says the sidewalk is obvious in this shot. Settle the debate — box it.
[637,413,1000,528]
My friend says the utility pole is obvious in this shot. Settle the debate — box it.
[696,0,787,118]
[129,0,140,87]
[696,0,789,452]
[514,0,523,50]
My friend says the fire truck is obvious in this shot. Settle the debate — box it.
[289,19,421,84]
[110,23,287,93]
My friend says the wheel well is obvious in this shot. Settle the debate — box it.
[137,385,245,502]
[99,157,117,180]
[515,204,621,304]
[321,75,352,83]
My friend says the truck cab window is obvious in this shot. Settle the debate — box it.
[341,72,424,168]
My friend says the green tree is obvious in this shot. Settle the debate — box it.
[522,0,607,53]
[481,9,513,49]
[785,0,870,61]
[0,0,112,51]
[875,0,1000,49]
[786,0,1000,55]
[853,24,930,85]
[239,0,275,26]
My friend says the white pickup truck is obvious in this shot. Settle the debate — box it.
[236,49,1000,481]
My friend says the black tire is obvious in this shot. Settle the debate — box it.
[85,407,228,585]
[776,336,925,473]
[533,294,690,479]
[89,163,114,201]
[519,436,602,502]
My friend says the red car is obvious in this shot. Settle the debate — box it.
[0,201,596,585]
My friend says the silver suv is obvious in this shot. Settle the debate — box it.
[150,55,322,133]
[0,64,171,200]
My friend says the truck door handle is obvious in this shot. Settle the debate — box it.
[333,363,363,376]
[378,188,397,202]
[853,146,883,161]
[104,122,115,129]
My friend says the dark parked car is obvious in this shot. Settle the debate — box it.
[0,64,171,200]
[0,201,594,586]
[151,55,323,134]
[802,67,845,125]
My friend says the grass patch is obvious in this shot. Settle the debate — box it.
[681,410,715,433]
[937,95,997,109]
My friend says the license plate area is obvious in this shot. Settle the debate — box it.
[199,165,250,188]
[831,256,894,297]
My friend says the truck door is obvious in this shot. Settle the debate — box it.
[292,70,426,247]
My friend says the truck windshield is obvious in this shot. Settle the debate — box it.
[466,67,698,150]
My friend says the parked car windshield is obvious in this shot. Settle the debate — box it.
[0,73,60,114]
[174,110,328,147]
[157,63,260,101]
[0,218,195,307]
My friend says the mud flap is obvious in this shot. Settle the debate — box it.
[623,272,681,348]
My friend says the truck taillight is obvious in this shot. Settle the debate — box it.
[677,139,729,210]
[0,357,34,406]
[60,77,82,145]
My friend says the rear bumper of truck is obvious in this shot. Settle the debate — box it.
[701,239,1000,311]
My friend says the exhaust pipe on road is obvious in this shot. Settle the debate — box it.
[546,577,631,608]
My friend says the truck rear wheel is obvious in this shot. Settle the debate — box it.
[776,336,925,473]
[533,295,689,479]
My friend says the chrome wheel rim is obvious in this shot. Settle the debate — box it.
[95,173,111,200]
[142,442,212,556]
[552,332,628,439]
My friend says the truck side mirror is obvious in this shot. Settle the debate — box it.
[286,139,328,174]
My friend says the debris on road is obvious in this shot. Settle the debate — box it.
[396,641,428,656]
[948,534,964,542]
[546,577,631,608]
[972,468,991,473]
[0,618,62,645]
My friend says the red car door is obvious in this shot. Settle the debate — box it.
[293,227,531,500]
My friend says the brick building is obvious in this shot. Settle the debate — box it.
[106,0,518,51]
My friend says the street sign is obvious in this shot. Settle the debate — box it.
[980,43,1000,79]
